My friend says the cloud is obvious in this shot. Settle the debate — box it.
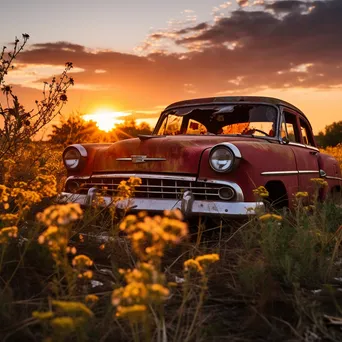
[237,0,249,7]
[11,0,342,113]
[264,0,311,14]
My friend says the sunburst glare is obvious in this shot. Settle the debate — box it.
[82,109,130,132]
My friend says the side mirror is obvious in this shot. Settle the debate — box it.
[282,136,290,144]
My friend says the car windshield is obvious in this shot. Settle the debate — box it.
[156,104,278,137]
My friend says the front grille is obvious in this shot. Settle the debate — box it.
[66,174,235,201]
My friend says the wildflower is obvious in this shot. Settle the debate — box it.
[147,284,170,301]
[37,203,83,226]
[259,213,283,222]
[32,311,54,320]
[310,178,328,188]
[295,191,309,198]
[52,300,93,318]
[78,270,93,279]
[79,234,84,242]
[72,255,93,279]
[72,255,93,267]
[117,177,142,199]
[253,186,269,198]
[119,210,188,262]
[50,316,75,333]
[184,259,203,273]
[30,174,57,198]
[0,213,18,224]
[196,253,220,268]
[0,226,18,244]
[85,294,99,303]
[66,246,77,254]
[0,184,10,203]
[99,244,105,250]
[184,254,220,274]
[116,305,147,320]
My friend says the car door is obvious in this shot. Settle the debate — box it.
[280,108,320,195]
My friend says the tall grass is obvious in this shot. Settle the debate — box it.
[0,143,341,341]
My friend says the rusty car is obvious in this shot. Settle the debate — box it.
[58,96,342,218]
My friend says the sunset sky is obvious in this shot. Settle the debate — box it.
[1,0,342,134]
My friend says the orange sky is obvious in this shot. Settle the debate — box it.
[1,0,342,136]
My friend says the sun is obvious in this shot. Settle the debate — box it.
[82,109,130,132]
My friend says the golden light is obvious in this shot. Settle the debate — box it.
[82,109,130,132]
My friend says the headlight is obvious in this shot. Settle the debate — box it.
[63,145,87,170]
[209,144,241,173]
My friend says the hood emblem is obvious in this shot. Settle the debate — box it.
[117,155,166,163]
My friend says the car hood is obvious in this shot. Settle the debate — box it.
[92,135,263,175]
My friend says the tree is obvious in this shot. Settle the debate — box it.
[109,119,152,141]
[49,115,99,146]
[48,117,153,145]
[316,121,342,148]
[0,34,74,161]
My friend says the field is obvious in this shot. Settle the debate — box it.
[0,144,342,342]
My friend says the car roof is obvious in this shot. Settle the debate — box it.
[163,96,309,122]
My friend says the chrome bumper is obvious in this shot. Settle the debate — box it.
[57,188,264,218]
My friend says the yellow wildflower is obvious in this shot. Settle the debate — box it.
[119,210,188,262]
[116,305,147,320]
[184,254,220,274]
[78,270,93,279]
[184,259,203,273]
[295,191,309,198]
[196,253,220,268]
[0,226,18,244]
[85,294,99,303]
[72,255,93,267]
[32,311,54,320]
[310,178,328,188]
[50,316,75,333]
[259,213,283,221]
[37,203,83,226]
[0,213,18,224]
[0,184,10,203]
[253,186,269,198]
[52,300,93,318]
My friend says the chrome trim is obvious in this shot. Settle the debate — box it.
[288,142,306,148]
[306,146,319,152]
[198,178,244,201]
[90,173,196,182]
[326,176,342,181]
[57,191,264,217]
[69,144,88,157]
[261,170,319,176]
[66,175,91,181]
[209,143,242,173]
[116,156,166,163]
[64,174,244,202]
[214,142,242,159]
[261,171,298,176]
[298,170,319,174]
[218,187,235,201]
[319,169,327,177]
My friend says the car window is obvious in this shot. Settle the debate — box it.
[282,111,300,143]
[299,119,315,146]
[158,114,182,135]
[156,104,278,137]
[187,119,207,134]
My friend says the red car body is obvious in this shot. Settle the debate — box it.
[59,96,342,218]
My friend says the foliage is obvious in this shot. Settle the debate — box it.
[49,114,99,146]
[0,34,74,162]
[321,145,342,170]
[49,115,152,145]
[316,120,342,148]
